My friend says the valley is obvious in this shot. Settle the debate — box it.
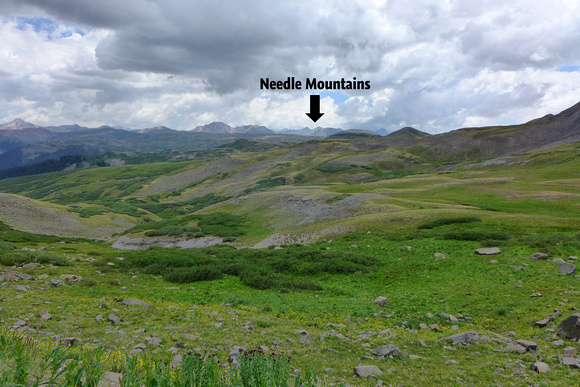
[1,102,579,386]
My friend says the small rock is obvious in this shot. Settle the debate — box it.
[354,365,383,377]
[558,262,576,275]
[475,247,501,255]
[553,340,564,347]
[183,334,199,341]
[531,252,548,260]
[372,344,401,358]
[39,311,52,320]
[534,319,550,328]
[147,337,162,346]
[434,253,446,259]
[516,340,537,351]
[552,258,566,263]
[563,346,578,356]
[373,296,388,307]
[299,336,310,345]
[50,279,64,287]
[560,357,580,368]
[505,342,527,353]
[60,274,83,282]
[108,314,122,324]
[438,331,479,346]
[429,324,441,332]
[101,372,123,387]
[530,362,550,373]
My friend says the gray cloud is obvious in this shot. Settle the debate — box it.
[0,0,579,132]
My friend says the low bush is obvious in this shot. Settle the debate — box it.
[0,251,72,267]
[0,242,15,250]
[164,266,223,283]
[443,231,509,241]
[418,216,481,229]
[116,245,377,291]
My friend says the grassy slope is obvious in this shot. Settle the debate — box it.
[0,229,579,385]
[0,139,579,385]
[0,140,578,245]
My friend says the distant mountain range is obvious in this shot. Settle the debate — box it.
[278,127,343,136]
[1,99,579,171]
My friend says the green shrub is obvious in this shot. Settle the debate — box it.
[240,272,276,290]
[443,231,508,241]
[244,177,286,193]
[0,252,72,267]
[316,164,351,173]
[418,216,481,229]
[0,242,15,250]
[164,266,223,283]
[195,212,246,237]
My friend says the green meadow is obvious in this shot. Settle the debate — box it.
[0,138,579,385]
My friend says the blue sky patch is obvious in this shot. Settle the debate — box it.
[557,65,580,72]
[320,90,349,104]
[14,16,86,39]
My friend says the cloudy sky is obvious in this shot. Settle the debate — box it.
[1,0,579,133]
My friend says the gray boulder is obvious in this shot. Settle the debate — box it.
[557,313,580,339]
[438,331,479,346]
[108,314,122,324]
[515,340,537,351]
[530,362,550,373]
[354,365,383,377]
[0,271,34,282]
[560,357,580,368]
[558,262,576,275]
[531,252,548,260]
[372,344,401,358]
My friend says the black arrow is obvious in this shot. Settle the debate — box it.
[306,95,324,123]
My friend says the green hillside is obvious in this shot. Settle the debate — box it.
[0,137,578,247]
[1,134,579,386]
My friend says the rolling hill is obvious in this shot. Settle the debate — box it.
[0,100,578,248]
